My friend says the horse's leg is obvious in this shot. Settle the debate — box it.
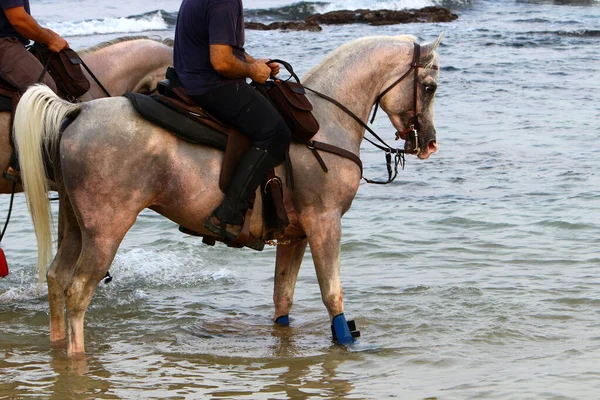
[273,238,308,325]
[64,212,135,355]
[304,214,357,344]
[47,190,81,342]
[65,232,124,354]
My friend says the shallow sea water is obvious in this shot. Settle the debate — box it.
[1,0,600,398]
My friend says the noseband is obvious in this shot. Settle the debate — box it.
[304,42,438,184]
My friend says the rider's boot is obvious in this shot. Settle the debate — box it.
[204,146,280,241]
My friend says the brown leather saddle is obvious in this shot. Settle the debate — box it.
[124,68,289,250]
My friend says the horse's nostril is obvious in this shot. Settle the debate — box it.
[428,140,438,152]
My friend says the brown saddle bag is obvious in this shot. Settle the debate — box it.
[253,59,319,143]
[28,43,90,100]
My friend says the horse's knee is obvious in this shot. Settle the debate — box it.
[46,267,58,285]
[47,264,68,290]
[65,272,102,310]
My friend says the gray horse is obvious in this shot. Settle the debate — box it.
[14,34,442,355]
[0,36,173,194]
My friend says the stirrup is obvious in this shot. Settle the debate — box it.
[203,215,242,242]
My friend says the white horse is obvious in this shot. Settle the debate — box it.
[13,34,442,354]
[0,36,173,194]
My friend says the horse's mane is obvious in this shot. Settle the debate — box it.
[78,35,173,54]
[303,34,441,81]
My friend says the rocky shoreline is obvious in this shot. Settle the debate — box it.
[245,6,458,31]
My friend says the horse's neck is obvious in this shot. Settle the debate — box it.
[303,41,410,154]
[81,41,172,96]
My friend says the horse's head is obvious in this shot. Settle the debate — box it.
[378,33,443,160]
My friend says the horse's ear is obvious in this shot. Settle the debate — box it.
[421,32,445,61]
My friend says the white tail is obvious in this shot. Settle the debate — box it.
[13,84,80,283]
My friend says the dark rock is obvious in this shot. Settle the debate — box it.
[306,6,458,25]
[245,21,322,32]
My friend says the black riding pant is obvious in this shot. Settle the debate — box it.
[190,81,292,162]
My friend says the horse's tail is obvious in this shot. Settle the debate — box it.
[13,84,81,283]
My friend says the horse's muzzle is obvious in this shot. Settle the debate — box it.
[398,128,437,159]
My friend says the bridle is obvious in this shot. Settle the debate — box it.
[370,42,438,151]
[304,42,438,184]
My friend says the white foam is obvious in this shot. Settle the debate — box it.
[109,247,235,287]
[46,11,168,37]
[0,283,45,303]
[316,0,437,12]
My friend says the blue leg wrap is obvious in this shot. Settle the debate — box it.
[331,313,359,344]
[274,315,290,326]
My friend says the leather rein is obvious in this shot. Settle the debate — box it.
[303,42,438,185]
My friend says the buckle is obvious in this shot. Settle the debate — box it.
[3,167,20,183]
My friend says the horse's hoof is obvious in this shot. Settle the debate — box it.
[331,313,360,344]
[274,315,290,326]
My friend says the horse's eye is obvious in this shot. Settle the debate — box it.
[424,84,436,94]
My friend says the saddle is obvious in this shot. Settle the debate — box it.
[124,68,289,251]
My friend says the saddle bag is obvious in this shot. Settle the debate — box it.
[28,43,90,100]
[253,59,319,143]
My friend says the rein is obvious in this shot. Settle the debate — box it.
[79,59,112,98]
[304,42,436,184]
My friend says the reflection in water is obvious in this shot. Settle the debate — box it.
[49,350,115,399]
[257,325,355,399]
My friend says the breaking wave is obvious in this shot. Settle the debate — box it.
[46,10,173,37]
[46,0,468,37]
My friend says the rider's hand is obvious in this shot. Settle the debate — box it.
[258,58,280,77]
[268,61,280,77]
[47,34,69,53]
[250,61,272,83]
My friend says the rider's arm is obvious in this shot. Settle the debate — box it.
[210,44,271,83]
[3,6,69,52]
[244,52,256,63]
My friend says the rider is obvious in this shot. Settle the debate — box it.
[173,0,292,242]
[0,0,69,93]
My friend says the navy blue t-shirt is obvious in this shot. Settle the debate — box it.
[174,0,246,95]
[0,0,30,44]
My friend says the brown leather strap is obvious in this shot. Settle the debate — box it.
[233,193,255,247]
[308,140,363,176]
[309,146,328,173]
[266,170,289,227]
[284,148,295,190]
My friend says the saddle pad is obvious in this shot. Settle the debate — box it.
[123,92,227,150]
[0,95,11,113]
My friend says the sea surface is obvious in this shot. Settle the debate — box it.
[1,0,600,398]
